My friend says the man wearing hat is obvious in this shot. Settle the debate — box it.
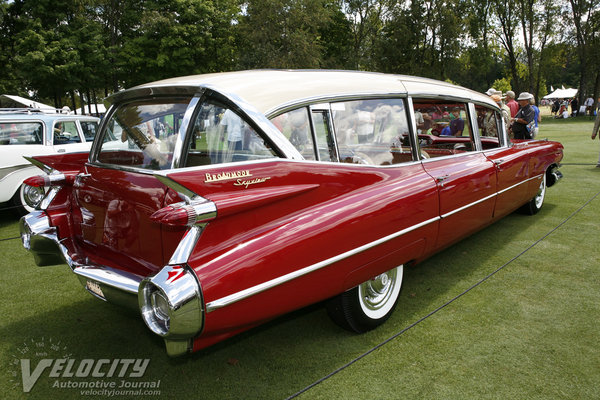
[511,92,535,139]
[505,91,519,117]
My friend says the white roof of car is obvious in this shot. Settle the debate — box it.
[112,70,497,116]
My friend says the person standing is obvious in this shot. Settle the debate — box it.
[511,92,535,139]
[571,97,579,116]
[592,104,600,167]
[584,96,594,116]
[505,91,519,118]
[530,97,541,138]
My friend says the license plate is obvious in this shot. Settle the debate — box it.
[86,280,105,299]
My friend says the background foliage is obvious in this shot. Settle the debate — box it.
[0,0,599,109]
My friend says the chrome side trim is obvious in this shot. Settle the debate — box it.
[0,164,36,181]
[169,225,204,265]
[171,96,202,169]
[440,192,498,219]
[205,215,441,312]
[39,186,60,210]
[497,174,542,195]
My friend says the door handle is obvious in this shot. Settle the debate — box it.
[436,175,449,187]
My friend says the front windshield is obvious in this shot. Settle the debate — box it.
[96,98,191,170]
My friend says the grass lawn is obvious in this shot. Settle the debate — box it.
[0,115,598,399]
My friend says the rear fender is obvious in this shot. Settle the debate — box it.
[24,151,89,176]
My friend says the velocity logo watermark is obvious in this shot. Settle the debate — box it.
[11,337,160,395]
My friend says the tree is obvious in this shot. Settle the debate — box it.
[237,0,335,69]
[490,0,523,93]
[566,0,600,104]
[376,0,469,81]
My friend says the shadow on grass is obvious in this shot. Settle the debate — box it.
[0,204,20,232]
[2,210,548,400]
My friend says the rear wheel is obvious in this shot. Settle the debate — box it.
[326,265,403,333]
[520,173,546,215]
[11,183,46,216]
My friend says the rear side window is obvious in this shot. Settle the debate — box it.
[332,99,412,165]
[412,99,476,158]
[97,98,189,170]
[184,98,279,167]
[271,108,315,160]
[272,98,415,166]
[0,122,43,145]
[53,121,82,144]
[80,121,99,142]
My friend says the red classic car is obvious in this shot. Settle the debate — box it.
[20,70,563,356]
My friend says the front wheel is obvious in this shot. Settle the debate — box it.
[520,173,546,215]
[326,265,403,333]
[11,183,46,216]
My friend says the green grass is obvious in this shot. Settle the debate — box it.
[1,116,599,399]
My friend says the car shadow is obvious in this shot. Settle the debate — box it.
[1,210,556,398]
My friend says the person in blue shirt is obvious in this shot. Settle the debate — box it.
[511,92,535,139]
[530,97,541,138]
[449,107,464,136]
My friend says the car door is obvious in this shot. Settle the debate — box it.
[415,100,497,250]
[474,104,532,218]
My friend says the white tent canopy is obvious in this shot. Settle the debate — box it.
[0,94,56,112]
[76,103,106,116]
[543,88,578,99]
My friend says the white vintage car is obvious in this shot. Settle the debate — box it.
[0,109,99,214]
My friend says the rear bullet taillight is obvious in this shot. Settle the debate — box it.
[150,200,216,227]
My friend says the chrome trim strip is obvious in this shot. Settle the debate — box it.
[266,92,409,119]
[39,186,60,210]
[205,215,441,312]
[0,164,36,180]
[169,225,204,265]
[440,192,497,219]
[497,174,542,195]
[171,95,202,169]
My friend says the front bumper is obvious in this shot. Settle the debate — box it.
[20,210,204,356]
[546,165,563,187]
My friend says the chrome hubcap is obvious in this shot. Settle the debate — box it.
[22,184,45,208]
[358,266,403,318]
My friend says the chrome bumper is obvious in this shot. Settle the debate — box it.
[20,211,142,310]
[546,166,563,187]
[20,210,203,357]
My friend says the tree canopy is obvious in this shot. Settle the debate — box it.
[1,0,598,110]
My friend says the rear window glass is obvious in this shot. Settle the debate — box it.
[97,98,190,170]
[0,122,43,145]
[80,121,99,142]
